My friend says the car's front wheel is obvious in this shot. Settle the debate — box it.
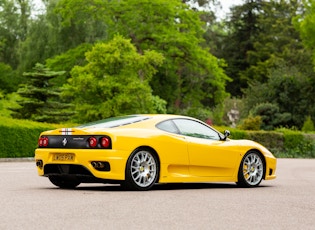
[237,151,265,187]
[48,175,80,189]
[123,148,159,191]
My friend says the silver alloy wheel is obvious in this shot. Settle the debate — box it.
[242,152,263,186]
[130,150,157,188]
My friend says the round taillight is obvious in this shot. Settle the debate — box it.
[42,137,49,147]
[38,138,43,147]
[88,137,98,148]
[38,137,49,147]
[100,137,110,148]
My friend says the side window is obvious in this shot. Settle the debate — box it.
[172,119,220,140]
[156,120,179,134]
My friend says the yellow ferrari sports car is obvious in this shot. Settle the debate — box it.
[35,114,276,190]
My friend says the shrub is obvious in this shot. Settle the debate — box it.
[0,117,59,158]
[276,128,315,158]
[245,131,284,154]
[238,116,262,130]
[251,103,291,130]
[302,116,315,132]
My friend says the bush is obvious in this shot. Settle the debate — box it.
[245,131,284,155]
[220,126,315,158]
[251,103,291,130]
[275,129,315,158]
[0,117,59,158]
[238,116,262,130]
[302,116,315,132]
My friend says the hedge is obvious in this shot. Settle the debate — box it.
[215,127,315,158]
[0,117,60,158]
[1,117,315,158]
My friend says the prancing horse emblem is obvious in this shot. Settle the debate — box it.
[62,138,68,146]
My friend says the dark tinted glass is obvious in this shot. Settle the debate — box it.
[77,115,150,128]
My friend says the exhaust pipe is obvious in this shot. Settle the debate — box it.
[36,160,43,169]
[97,162,105,169]
[91,161,109,171]
[91,162,97,168]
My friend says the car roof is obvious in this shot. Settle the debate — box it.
[77,114,192,129]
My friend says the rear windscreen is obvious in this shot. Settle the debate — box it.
[77,115,150,128]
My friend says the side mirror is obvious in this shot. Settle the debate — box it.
[223,130,230,140]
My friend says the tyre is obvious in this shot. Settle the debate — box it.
[237,151,265,187]
[123,148,159,191]
[48,175,80,189]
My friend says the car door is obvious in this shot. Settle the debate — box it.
[172,119,239,177]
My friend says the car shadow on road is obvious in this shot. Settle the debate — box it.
[49,182,273,192]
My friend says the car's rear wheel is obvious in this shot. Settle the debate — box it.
[48,175,80,189]
[123,148,159,191]
[237,151,264,187]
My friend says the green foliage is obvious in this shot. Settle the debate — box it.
[18,0,108,74]
[295,0,315,69]
[63,35,166,122]
[0,92,21,117]
[45,43,93,87]
[182,107,213,123]
[241,0,310,84]
[250,103,291,130]
[243,65,315,129]
[0,0,314,131]
[11,63,73,123]
[238,116,262,131]
[302,116,315,132]
[219,0,311,96]
[218,0,262,96]
[245,131,285,154]
[0,0,31,69]
[0,62,21,92]
[276,128,315,158]
[56,0,230,115]
[0,116,59,158]
[216,126,315,158]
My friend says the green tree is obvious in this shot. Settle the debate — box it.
[45,43,93,86]
[302,116,315,132]
[218,0,263,96]
[218,0,310,97]
[0,0,31,68]
[11,63,73,123]
[242,0,310,83]
[243,65,315,129]
[250,102,291,130]
[56,0,229,115]
[0,62,19,92]
[296,0,315,68]
[18,0,108,74]
[62,35,166,123]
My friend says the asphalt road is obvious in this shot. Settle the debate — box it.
[0,159,314,230]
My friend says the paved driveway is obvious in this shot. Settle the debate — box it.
[0,159,314,229]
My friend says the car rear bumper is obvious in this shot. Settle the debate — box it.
[35,148,129,181]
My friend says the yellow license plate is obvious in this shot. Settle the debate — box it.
[53,153,74,161]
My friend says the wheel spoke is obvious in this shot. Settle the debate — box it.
[129,150,157,188]
[241,152,264,186]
